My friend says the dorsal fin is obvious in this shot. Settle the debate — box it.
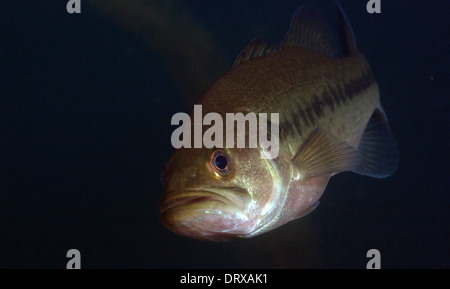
[233,4,338,66]
[283,5,337,56]
[336,1,358,56]
[233,38,280,66]
[233,3,360,66]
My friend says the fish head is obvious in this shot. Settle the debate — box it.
[160,146,284,241]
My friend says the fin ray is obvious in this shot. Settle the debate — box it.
[293,201,320,220]
[336,1,358,56]
[233,39,279,66]
[283,5,337,56]
[233,4,338,66]
[353,108,399,178]
[292,128,361,179]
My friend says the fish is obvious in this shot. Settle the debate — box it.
[160,3,399,242]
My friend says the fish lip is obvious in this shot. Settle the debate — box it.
[160,188,249,214]
[159,194,213,213]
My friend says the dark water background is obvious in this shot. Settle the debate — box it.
[1,0,448,268]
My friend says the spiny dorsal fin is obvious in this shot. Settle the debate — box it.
[283,5,337,57]
[336,1,358,56]
[292,128,361,179]
[233,38,280,66]
[232,4,357,66]
[353,107,399,178]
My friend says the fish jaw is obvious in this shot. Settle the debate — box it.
[160,189,257,242]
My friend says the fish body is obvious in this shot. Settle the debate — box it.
[160,4,398,241]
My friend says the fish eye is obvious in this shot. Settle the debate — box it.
[210,150,232,176]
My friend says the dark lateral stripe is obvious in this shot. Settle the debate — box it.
[280,68,375,139]
[312,96,325,118]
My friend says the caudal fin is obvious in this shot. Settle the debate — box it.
[353,107,399,178]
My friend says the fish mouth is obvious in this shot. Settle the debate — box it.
[160,187,249,214]
[160,194,213,213]
[160,187,254,241]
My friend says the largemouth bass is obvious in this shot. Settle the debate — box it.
[160,3,398,241]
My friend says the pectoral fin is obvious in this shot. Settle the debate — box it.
[293,201,320,220]
[353,107,399,178]
[292,127,361,179]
